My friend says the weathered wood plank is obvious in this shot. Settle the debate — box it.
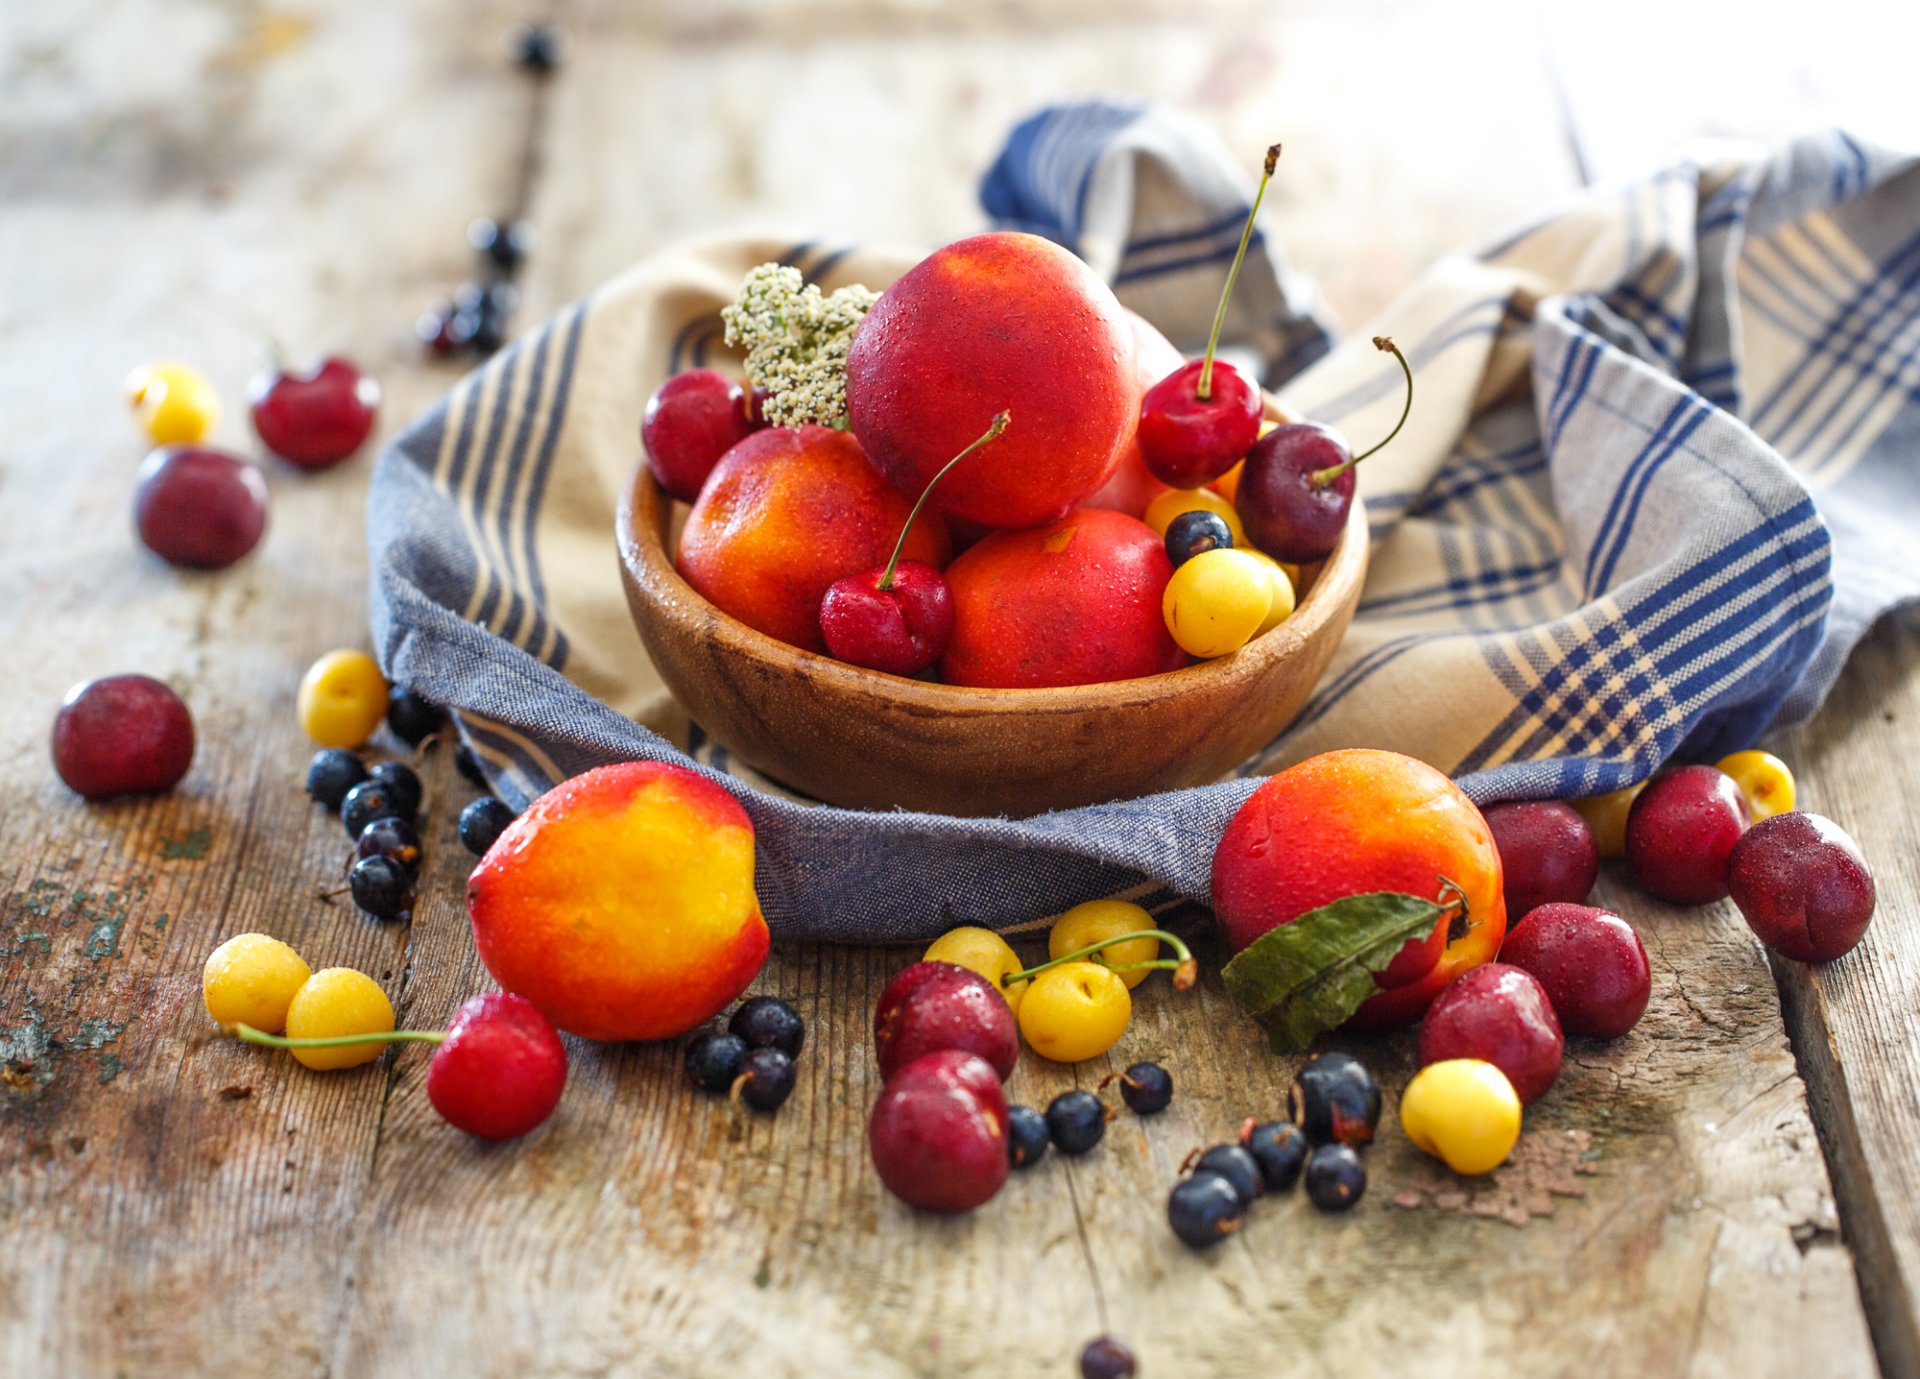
[0,2,535,1374]
[1772,617,1920,1379]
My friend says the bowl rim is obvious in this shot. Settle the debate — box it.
[617,407,1369,715]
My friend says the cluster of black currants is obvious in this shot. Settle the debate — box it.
[304,688,519,920]
[415,25,562,361]
[684,997,806,1113]
[1166,1051,1381,1249]
[1007,1061,1172,1171]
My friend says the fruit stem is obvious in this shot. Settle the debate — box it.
[877,411,1010,592]
[233,1023,445,1051]
[1197,143,1281,402]
[1001,929,1199,991]
[1310,337,1412,487]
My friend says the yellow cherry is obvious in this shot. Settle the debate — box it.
[1240,549,1297,635]
[1048,900,1160,990]
[282,968,395,1071]
[1017,961,1132,1064]
[1163,548,1271,658]
[1400,1058,1522,1175]
[924,925,1028,1015]
[297,649,390,748]
[1143,487,1247,547]
[1572,783,1645,860]
[203,933,311,1033]
[126,360,220,445]
[1714,750,1795,822]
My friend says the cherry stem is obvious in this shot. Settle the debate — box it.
[1197,143,1282,401]
[233,1023,445,1051]
[1310,336,1412,487]
[1001,928,1199,992]
[878,411,1010,592]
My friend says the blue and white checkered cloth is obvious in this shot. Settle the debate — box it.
[369,102,1920,942]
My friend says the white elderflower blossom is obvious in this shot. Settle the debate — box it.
[721,263,878,429]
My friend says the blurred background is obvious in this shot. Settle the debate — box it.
[7,0,1920,386]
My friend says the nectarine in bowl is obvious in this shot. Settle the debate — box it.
[617,395,1367,819]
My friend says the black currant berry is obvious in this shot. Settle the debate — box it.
[340,781,404,839]
[459,797,517,857]
[469,217,535,270]
[1111,1061,1172,1115]
[1045,1090,1109,1156]
[1189,1143,1262,1204]
[1167,1173,1245,1249]
[1006,1105,1050,1169]
[1303,1142,1367,1212]
[1241,1119,1309,1193]
[306,748,368,810]
[1289,1050,1382,1146]
[729,996,805,1058]
[417,304,459,358]
[510,22,565,73]
[385,688,446,747]
[1164,509,1234,568]
[348,854,413,920]
[368,761,423,819]
[733,1048,796,1113]
[685,1028,749,1093]
[354,816,422,877]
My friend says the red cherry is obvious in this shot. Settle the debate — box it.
[134,446,269,570]
[1625,765,1749,905]
[425,992,568,1140]
[1417,962,1564,1105]
[642,369,754,502]
[1136,144,1281,487]
[1501,903,1651,1038]
[745,385,772,431]
[249,356,381,471]
[819,561,953,675]
[819,411,1005,675]
[1137,359,1263,488]
[52,674,195,800]
[868,1049,1010,1213]
[873,961,1019,1082]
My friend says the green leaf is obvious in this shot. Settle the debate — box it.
[1220,890,1457,1054]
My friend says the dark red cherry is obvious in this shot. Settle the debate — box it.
[1239,336,1412,564]
[819,560,953,676]
[642,369,754,503]
[134,446,269,570]
[1137,359,1263,488]
[1238,422,1356,563]
[249,356,381,471]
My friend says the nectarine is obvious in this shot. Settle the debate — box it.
[940,507,1186,689]
[466,762,768,1042]
[1086,309,1184,518]
[846,232,1137,528]
[677,425,948,653]
[1211,749,1507,1029]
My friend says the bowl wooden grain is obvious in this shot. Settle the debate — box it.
[617,422,1368,818]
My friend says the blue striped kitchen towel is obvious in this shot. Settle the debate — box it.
[367,101,1920,942]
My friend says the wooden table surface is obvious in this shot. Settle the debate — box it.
[4,4,1918,1376]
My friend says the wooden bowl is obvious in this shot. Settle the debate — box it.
[617,432,1368,818]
